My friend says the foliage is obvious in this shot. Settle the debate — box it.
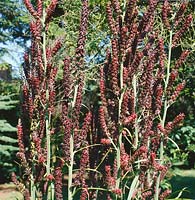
[0,0,29,44]
[0,95,19,110]
[168,123,195,168]
[0,81,19,183]
[0,79,20,95]
[0,0,30,63]
[174,125,195,151]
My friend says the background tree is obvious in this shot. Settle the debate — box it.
[0,0,29,59]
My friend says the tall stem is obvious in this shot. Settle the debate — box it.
[42,8,54,200]
[115,59,125,195]
[132,75,138,149]
[154,30,173,200]
[68,134,74,200]
[165,30,173,91]
[30,175,36,200]
[116,133,122,189]
[46,112,53,200]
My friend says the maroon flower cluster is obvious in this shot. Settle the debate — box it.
[105,165,116,189]
[172,14,192,47]
[23,0,38,19]
[162,0,171,30]
[159,189,171,200]
[75,0,89,68]
[46,0,58,23]
[169,81,185,104]
[54,165,63,200]
[174,2,188,27]
[164,113,185,136]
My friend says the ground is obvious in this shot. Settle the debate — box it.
[0,183,23,200]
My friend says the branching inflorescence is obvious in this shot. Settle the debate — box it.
[94,0,192,199]
[13,0,91,199]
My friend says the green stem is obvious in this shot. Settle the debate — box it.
[72,84,79,108]
[74,144,101,154]
[165,30,173,91]
[154,30,173,200]
[118,62,125,121]
[120,63,124,90]
[30,124,37,199]
[30,175,36,200]
[122,0,127,23]
[132,75,138,149]
[116,133,122,189]
[46,114,52,200]
[68,134,74,200]
[95,149,111,170]
[42,9,47,74]
[42,7,54,200]
[51,183,55,200]
[115,54,125,199]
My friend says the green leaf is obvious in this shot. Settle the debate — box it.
[0,120,17,132]
[187,144,195,152]
[0,135,18,143]
[0,95,19,110]
[0,144,18,153]
[127,175,139,200]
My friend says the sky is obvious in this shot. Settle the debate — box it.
[0,41,30,78]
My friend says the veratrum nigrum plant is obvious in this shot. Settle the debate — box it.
[12,0,192,200]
